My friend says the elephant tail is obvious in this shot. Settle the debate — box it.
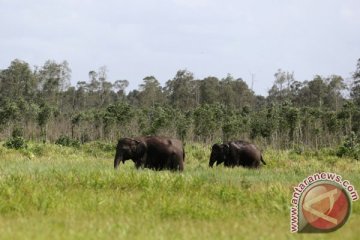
[260,155,267,165]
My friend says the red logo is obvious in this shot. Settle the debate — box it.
[300,182,351,232]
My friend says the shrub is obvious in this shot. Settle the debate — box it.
[82,141,115,158]
[12,127,24,138]
[4,136,28,150]
[87,141,115,152]
[30,144,46,157]
[337,132,360,160]
[55,135,81,148]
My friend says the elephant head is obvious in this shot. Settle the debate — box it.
[209,143,230,167]
[114,138,146,169]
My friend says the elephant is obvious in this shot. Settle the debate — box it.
[209,140,266,168]
[114,136,185,171]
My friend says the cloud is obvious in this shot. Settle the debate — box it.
[1,0,360,95]
[172,0,213,8]
[340,5,360,24]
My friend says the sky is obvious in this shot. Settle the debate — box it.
[1,0,360,96]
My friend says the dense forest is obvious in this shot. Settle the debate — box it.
[1,58,360,150]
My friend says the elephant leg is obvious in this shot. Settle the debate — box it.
[178,159,184,171]
[139,152,147,169]
[168,153,183,171]
[134,160,142,169]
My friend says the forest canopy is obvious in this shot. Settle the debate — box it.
[1,58,360,150]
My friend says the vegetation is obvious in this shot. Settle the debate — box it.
[337,132,360,160]
[0,142,359,239]
[1,58,360,239]
[1,59,360,150]
[55,135,81,148]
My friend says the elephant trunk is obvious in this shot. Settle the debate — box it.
[209,158,215,168]
[209,152,217,167]
[114,152,123,169]
[260,155,266,165]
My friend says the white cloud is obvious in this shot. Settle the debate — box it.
[1,0,360,95]
[172,0,214,8]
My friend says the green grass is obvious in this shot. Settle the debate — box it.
[0,142,359,239]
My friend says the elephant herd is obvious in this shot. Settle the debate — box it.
[114,136,266,171]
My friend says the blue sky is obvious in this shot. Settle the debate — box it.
[1,0,360,96]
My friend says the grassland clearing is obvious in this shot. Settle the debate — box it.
[0,142,359,239]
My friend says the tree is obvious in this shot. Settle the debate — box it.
[219,74,255,108]
[325,75,346,111]
[193,104,223,141]
[220,74,237,107]
[98,66,113,106]
[37,60,71,105]
[231,78,255,108]
[165,70,197,110]
[37,103,53,143]
[88,70,100,92]
[351,58,360,106]
[138,76,166,107]
[199,76,220,104]
[103,102,134,139]
[113,79,129,100]
[222,108,247,141]
[0,99,21,127]
[127,90,140,106]
[0,59,36,100]
[307,75,327,109]
[268,69,294,103]
[139,106,174,135]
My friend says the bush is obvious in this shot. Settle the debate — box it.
[29,144,46,157]
[4,136,28,150]
[12,127,24,138]
[86,141,115,152]
[337,132,360,160]
[55,135,81,148]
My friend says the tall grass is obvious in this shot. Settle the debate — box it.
[0,142,359,239]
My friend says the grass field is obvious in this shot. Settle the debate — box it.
[0,142,359,240]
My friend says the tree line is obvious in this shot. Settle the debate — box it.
[1,58,360,149]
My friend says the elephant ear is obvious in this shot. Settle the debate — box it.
[212,144,221,151]
[134,141,146,159]
[223,143,230,155]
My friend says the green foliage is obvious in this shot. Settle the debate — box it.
[0,59,36,99]
[222,108,247,141]
[37,103,52,127]
[102,102,134,137]
[29,144,47,157]
[166,69,197,110]
[103,102,133,124]
[175,111,191,141]
[193,104,223,140]
[140,106,174,135]
[351,59,360,107]
[84,141,115,152]
[199,76,220,104]
[138,76,166,107]
[0,99,21,125]
[1,58,360,148]
[55,135,81,148]
[11,127,24,138]
[337,132,360,160]
[4,136,28,150]
[250,108,273,139]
